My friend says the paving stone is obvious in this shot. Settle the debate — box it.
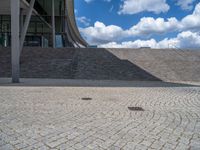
[0,144,15,150]
[0,82,199,149]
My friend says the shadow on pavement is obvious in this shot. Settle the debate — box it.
[0,78,199,87]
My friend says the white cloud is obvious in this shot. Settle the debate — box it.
[127,3,200,36]
[176,31,200,48]
[80,21,125,44]
[77,16,91,26]
[175,0,197,10]
[84,0,93,3]
[84,0,111,3]
[109,5,114,13]
[99,31,200,49]
[181,3,200,30]
[99,39,159,48]
[80,19,179,45]
[118,0,170,15]
[80,3,200,45]
[127,17,180,36]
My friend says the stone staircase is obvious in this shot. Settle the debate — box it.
[74,48,159,81]
[0,47,200,82]
[0,47,76,79]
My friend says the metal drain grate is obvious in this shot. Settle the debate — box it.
[128,107,144,111]
[81,97,92,101]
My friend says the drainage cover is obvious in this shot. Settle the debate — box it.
[128,107,144,111]
[81,97,92,101]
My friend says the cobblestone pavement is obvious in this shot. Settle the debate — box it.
[0,80,200,150]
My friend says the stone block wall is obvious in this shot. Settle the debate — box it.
[0,47,199,82]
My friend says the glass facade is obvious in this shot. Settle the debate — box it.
[0,0,88,48]
[0,15,11,47]
[0,0,66,47]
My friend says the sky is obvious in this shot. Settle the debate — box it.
[74,0,200,49]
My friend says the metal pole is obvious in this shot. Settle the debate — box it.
[52,0,56,48]
[11,0,20,83]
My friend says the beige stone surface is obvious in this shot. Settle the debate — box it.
[0,78,200,150]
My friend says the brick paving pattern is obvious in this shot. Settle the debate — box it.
[0,83,200,149]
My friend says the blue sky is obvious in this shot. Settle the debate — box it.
[75,0,200,48]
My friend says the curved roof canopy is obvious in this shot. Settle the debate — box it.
[0,0,88,47]
[66,0,88,47]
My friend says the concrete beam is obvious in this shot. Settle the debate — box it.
[20,0,36,52]
[11,0,20,83]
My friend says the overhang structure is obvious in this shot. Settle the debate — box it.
[0,0,88,83]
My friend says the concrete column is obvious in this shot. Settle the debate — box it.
[52,0,56,48]
[11,0,20,83]
[20,9,24,34]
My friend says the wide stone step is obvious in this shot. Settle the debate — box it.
[0,47,199,81]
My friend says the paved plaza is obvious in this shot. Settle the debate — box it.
[0,79,200,150]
